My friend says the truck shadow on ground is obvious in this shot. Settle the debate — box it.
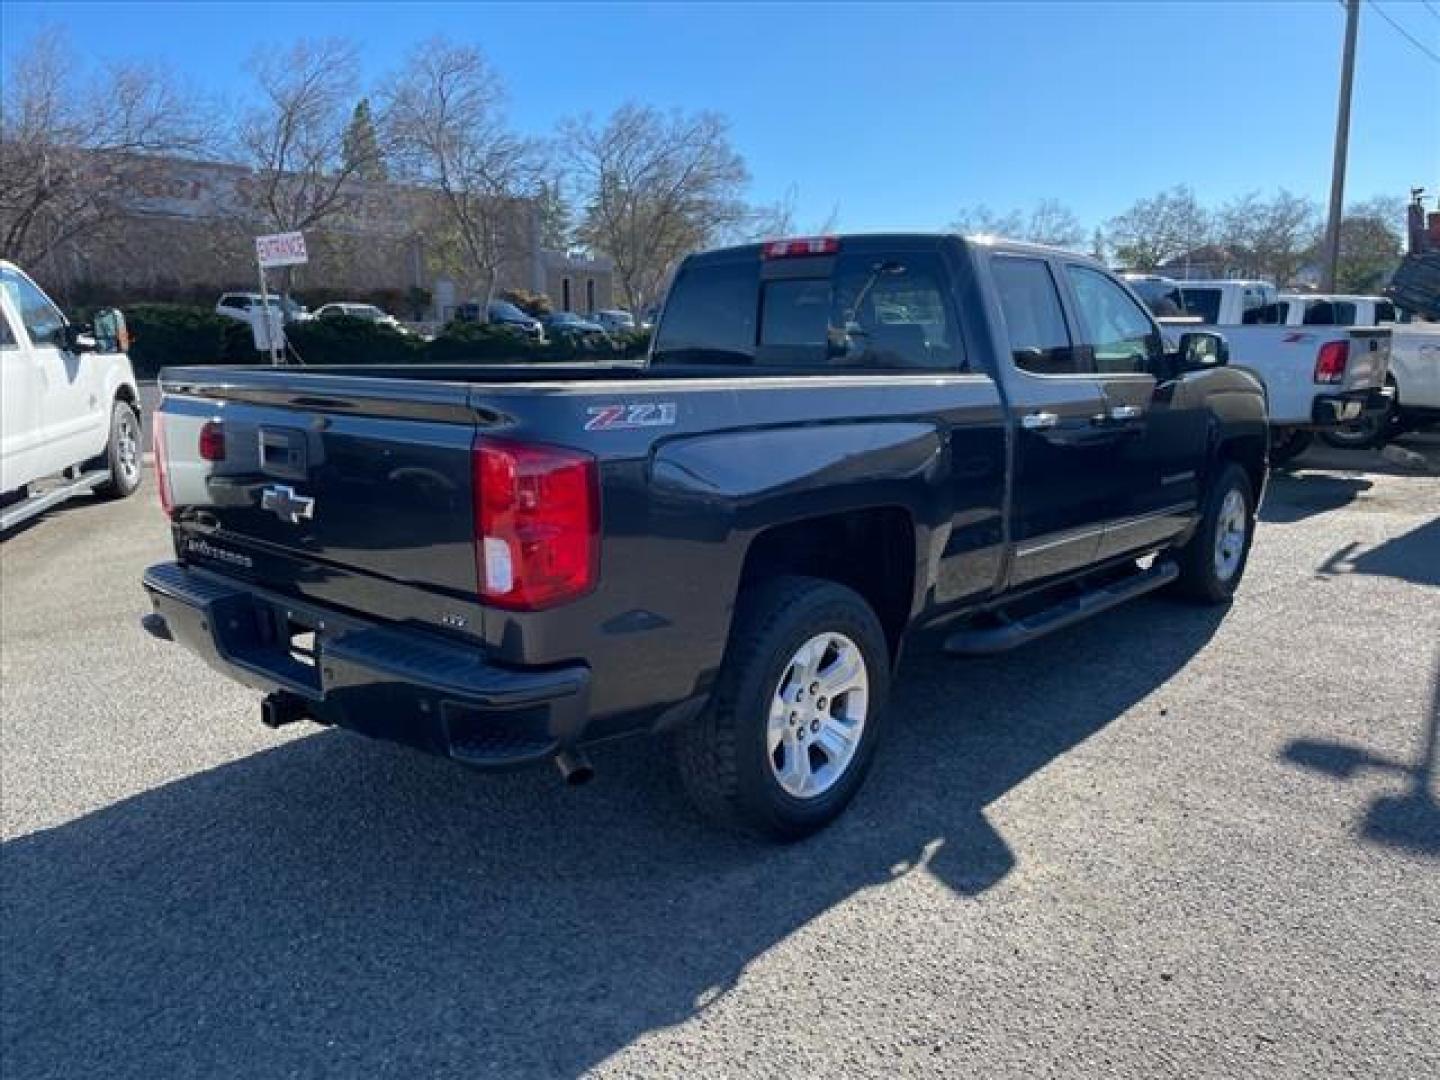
[3,599,1225,1078]
[1259,471,1374,524]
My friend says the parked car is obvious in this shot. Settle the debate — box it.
[215,292,311,325]
[1157,280,1393,465]
[543,310,607,338]
[592,309,637,334]
[143,232,1267,838]
[314,302,407,332]
[1,261,143,530]
[454,300,544,339]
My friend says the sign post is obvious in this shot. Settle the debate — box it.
[254,231,309,365]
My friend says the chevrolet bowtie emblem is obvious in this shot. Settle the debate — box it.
[260,484,315,524]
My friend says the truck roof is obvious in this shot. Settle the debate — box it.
[685,232,1102,266]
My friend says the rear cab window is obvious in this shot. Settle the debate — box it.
[1179,288,1223,324]
[652,241,965,372]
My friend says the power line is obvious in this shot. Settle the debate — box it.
[1368,1,1440,64]
[1422,1,1440,24]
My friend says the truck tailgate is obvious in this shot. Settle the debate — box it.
[157,368,482,632]
[1340,328,1392,391]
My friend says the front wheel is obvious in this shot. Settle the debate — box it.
[674,576,890,840]
[94,401,143,499]
[1172,462,1255,604]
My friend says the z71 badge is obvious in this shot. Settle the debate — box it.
[585,402,678,431]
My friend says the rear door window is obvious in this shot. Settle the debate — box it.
[1374,301,1396,323]
[992,256,1078,375]
[1065,265,1162,374]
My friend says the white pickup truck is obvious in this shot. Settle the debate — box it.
[1,261,144,530]
[1271,293,1438,448]
[1161,279,1393,464]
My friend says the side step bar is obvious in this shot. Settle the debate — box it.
[0,471,109,533]
[944,560,1179,656]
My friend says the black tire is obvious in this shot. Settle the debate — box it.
[1320,382,1398,450]
[1268,428,1313,468]
[674,575,890,840]
[1172,462,1255,604]
[94,400,143,499]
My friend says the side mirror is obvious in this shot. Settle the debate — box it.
[1178,331,1228,371]
[62,322,97,354]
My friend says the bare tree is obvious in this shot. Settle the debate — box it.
[563,104,750,314]
[239,38,378,239]
[734,183,839,243]
[1214,190,1320,285]
[950,204,1024,238]
[0,26,207,276]
[950,200,1084,249]
[1104,186,1210,271]
[381,40,538,307]
[1025,199,1085,250]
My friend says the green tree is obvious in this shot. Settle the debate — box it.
[342,98,387,182]
[1333,196,1405,293]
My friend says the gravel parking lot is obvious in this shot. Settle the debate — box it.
[3,442,1437,1079]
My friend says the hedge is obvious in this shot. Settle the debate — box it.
[125,304,259,379]
[122,305,654,375]
[286,315,423,366]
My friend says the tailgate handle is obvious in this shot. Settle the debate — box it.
[259,427,309,480]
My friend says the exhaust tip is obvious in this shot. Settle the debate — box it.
[554,748,595,786]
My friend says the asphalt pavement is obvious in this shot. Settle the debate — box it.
[2,444,1437,1079]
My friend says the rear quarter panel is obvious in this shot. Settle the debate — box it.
[475,374,1006,730]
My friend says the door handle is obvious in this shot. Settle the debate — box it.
[1108,405,1142,421]
[1021,411,1059,431]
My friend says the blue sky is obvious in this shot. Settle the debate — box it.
[4,1,1437,233]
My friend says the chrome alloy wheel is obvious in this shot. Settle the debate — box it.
[1213,487,1248,582]
[115,410,141,485]
[767,632,869,799]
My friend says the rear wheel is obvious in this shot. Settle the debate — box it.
[1320,383,1398,450]
[1172,462,1254,604]
[1268,427,1313,468]
[95,400,143,499]
[675,575,890,840]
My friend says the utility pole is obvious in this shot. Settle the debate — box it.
[1321,0,1360,293]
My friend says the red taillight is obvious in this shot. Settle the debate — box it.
[472,438,599,610]
[198,420,226,462]
[762,235,839,259]
[1315,340,1349,384]
[153,408,173,517]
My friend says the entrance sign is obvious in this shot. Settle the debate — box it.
[255,231,309,268]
